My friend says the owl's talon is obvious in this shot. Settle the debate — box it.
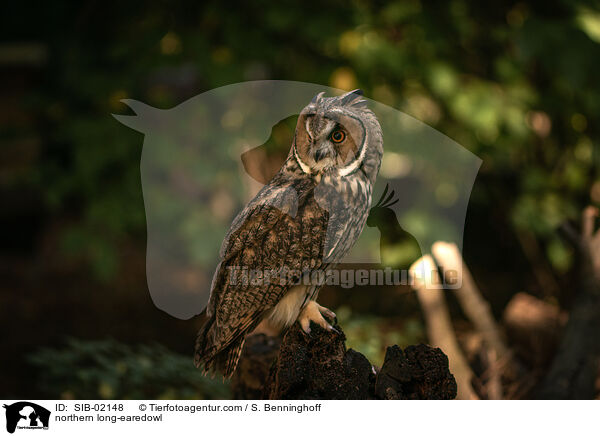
[317,304,337,323]
[300,318,312,334]
[298,301,335,334]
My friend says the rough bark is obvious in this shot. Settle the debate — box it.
[231,334,281,400]
[232,322,457,400]
[373,343,458,400]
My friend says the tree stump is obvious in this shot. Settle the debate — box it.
[232,322,457,400]
[230,334,281,400]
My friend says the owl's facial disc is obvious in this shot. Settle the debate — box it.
[307,117,337,170]
[295,112,365,175]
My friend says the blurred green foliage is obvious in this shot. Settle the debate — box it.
[5,0,596,278]
[28,339,230,400]
[337,306,425,365]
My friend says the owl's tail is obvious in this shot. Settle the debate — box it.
[194,316,246,378]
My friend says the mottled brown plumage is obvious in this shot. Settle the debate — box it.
[195,90,383,377]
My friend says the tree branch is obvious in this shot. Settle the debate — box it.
[536,206,600,399]
[410,255,479,399]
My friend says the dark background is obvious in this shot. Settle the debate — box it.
[1,0,599,399]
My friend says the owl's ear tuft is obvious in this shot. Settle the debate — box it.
[351,99,368,108]
[340,89,364,105]
[311,91,325,104]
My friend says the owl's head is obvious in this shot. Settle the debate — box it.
[293,89,383,181]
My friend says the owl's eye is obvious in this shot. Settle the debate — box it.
[330,129,346,143]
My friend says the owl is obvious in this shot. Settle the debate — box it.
[194,89,383,377]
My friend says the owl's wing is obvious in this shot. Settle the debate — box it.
[197,175,328,371]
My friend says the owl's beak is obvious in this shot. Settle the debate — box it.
[314,148,329,162]
[313,141,335,163]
